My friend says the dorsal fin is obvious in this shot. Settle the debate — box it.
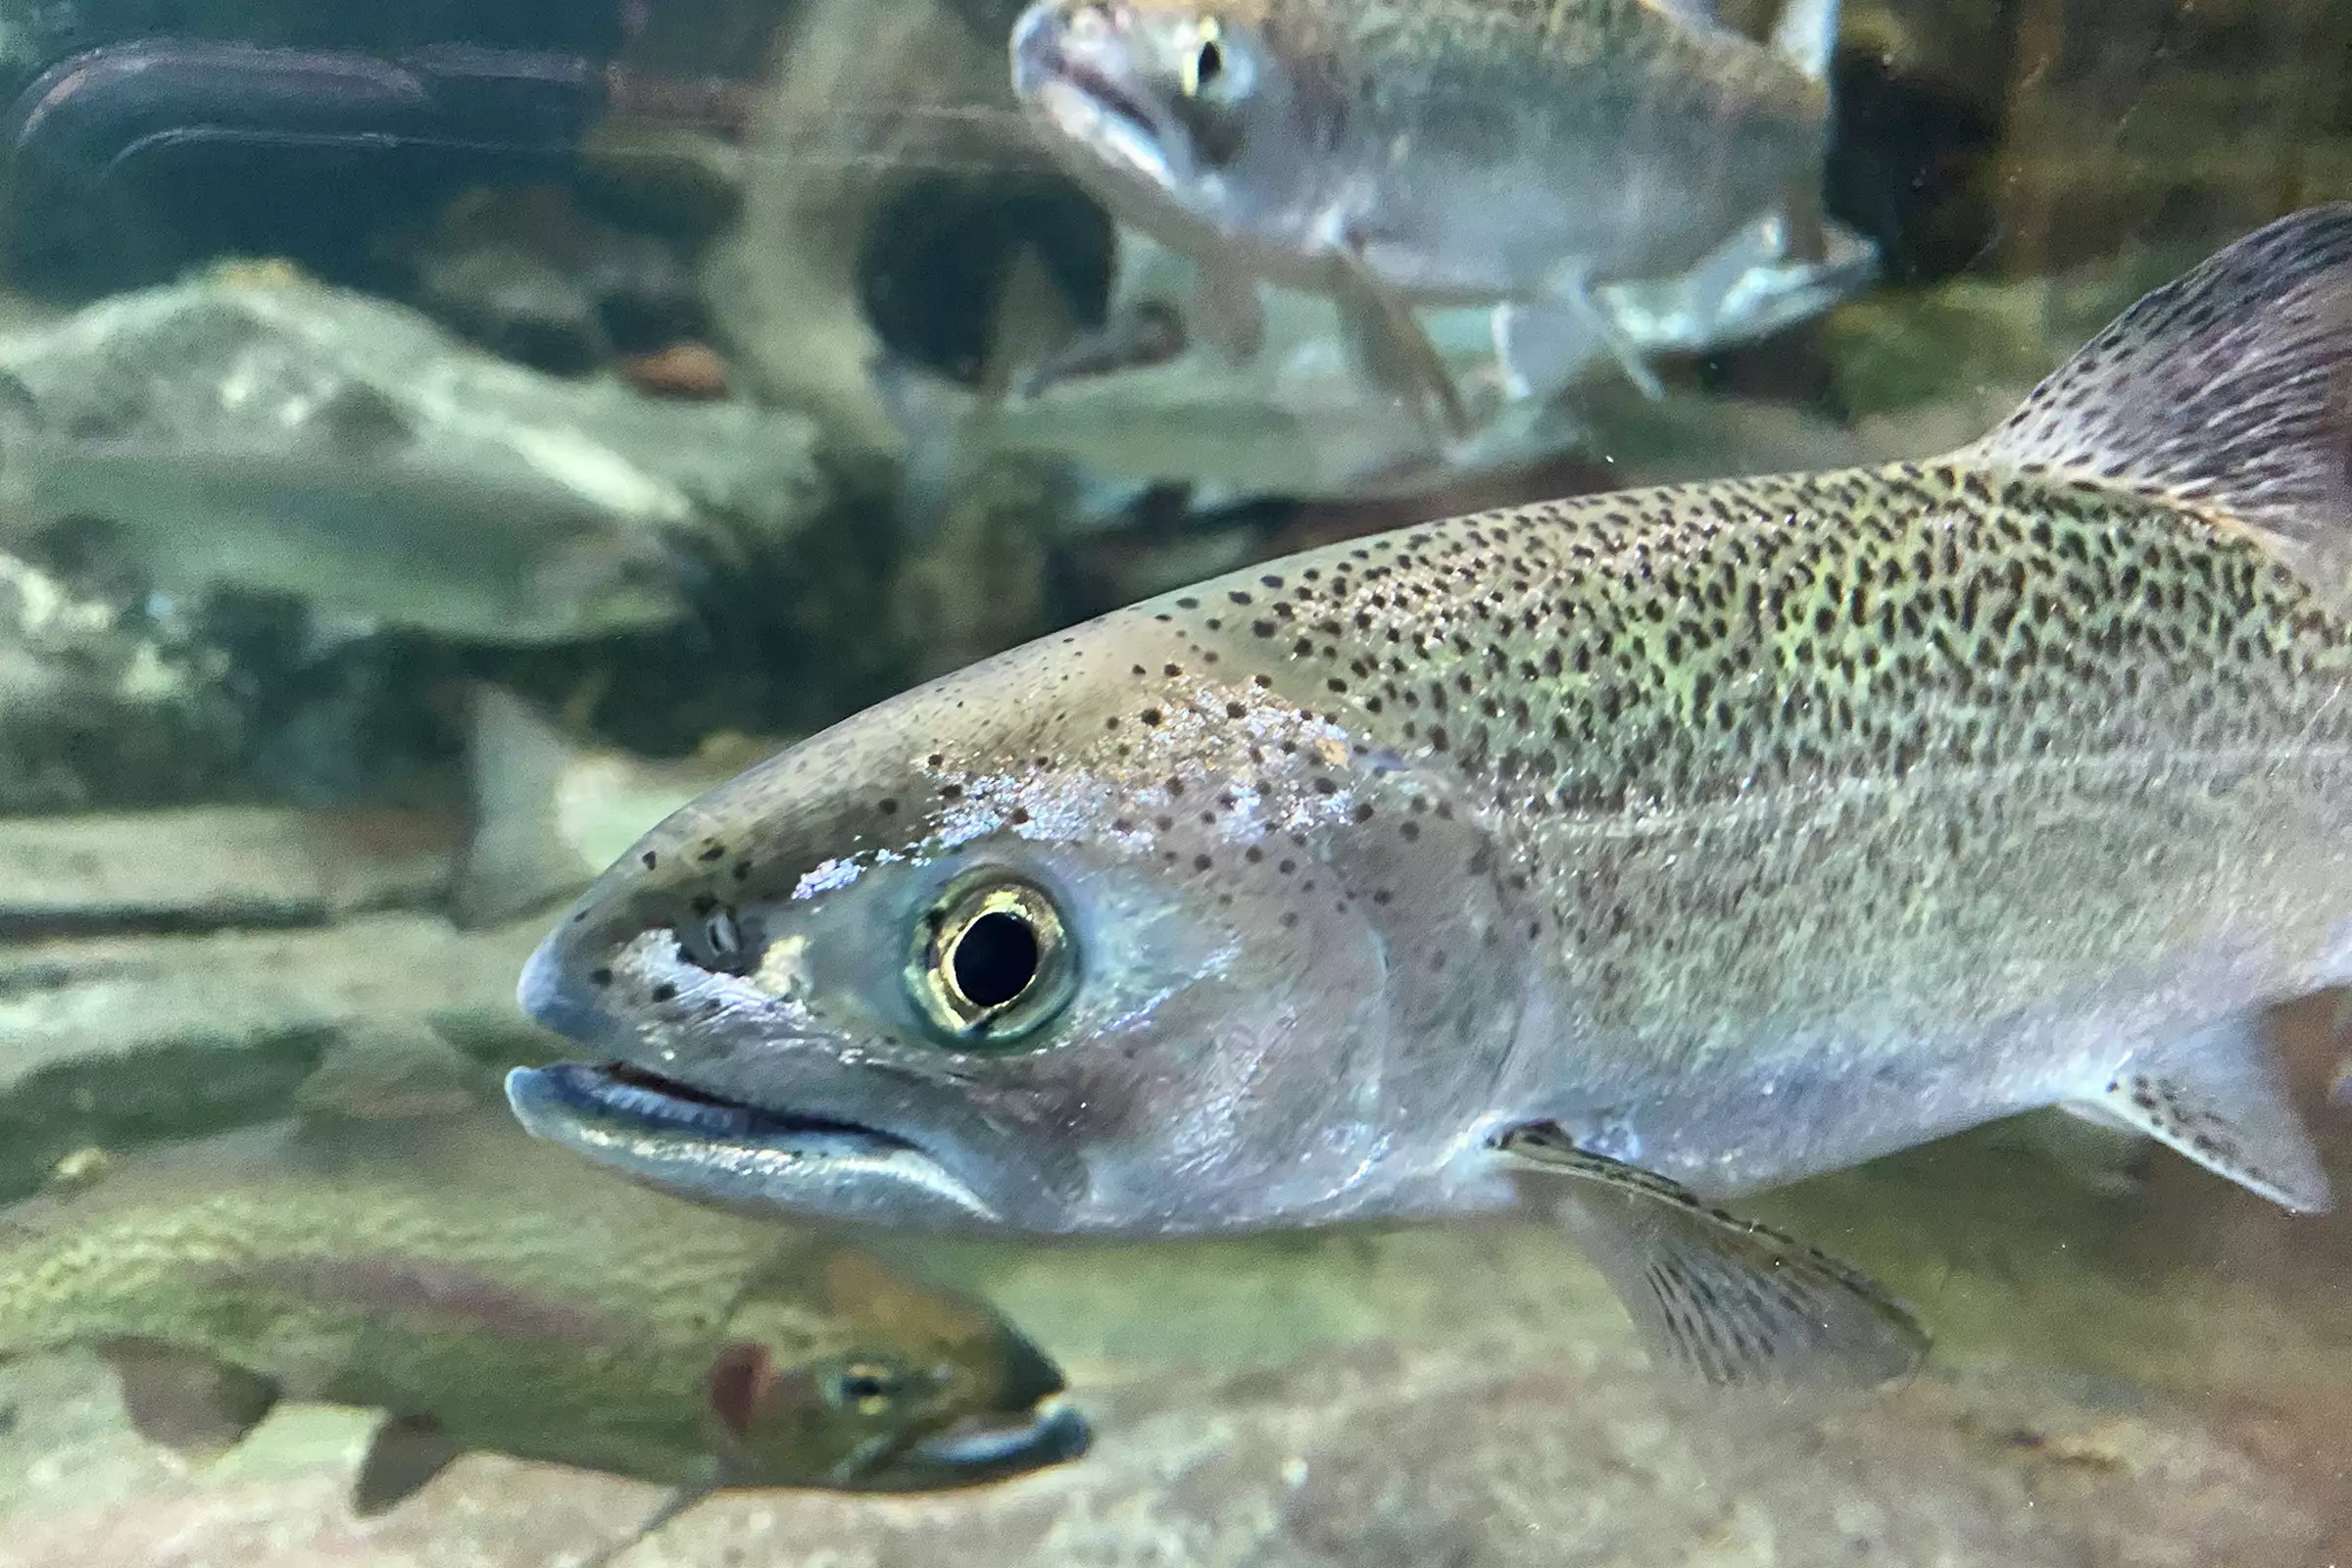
[1966,203,2352,611]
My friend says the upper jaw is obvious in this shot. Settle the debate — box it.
[503,1060,1006,1230]
[1011,4,1190,189]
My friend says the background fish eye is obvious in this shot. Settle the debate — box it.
[1184,28,1224,96]
[903,870,1078,1047]
[826,1358,910,1415]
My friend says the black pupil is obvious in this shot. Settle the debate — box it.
[1197,39,1222,85]
[951,910,1040,1008]
[842,1373,891,1402]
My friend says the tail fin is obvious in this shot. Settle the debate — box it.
[450,685,596,929]
[1966,203,2352,610]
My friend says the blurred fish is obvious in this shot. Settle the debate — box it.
[514,207,2352,1390]
[0,1100,1087,1558]
[1008,0,1865,428]
[454,686,789,927]
[0,377,690,644]
[888,223,1869,520]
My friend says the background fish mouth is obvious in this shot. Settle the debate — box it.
[890,1399,1093,1488]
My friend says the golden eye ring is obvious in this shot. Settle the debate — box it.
[905,870,1077,1047]
[1182,19,1225,96]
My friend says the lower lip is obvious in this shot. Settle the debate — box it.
[904,1401,1093,1483]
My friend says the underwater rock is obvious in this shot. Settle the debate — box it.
[0,260,826,567]
[0,911,546,1204]
[0,548,243,813]
[407,184,712,375]
[0,805,459,935]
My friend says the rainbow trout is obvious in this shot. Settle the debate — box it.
[510,207,2352,1389]
[0,1103,1086,1554]
[1007,0,1862,428]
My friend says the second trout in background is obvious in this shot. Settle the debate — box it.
[0,1098,1086,1560]
[1009,0,1862,427]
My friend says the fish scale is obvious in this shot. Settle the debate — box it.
[513,205,2352,1392]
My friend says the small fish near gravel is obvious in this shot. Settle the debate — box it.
[0,1102,1088,1563]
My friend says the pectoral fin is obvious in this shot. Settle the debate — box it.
[353,1410,466,1515]
[100,1340,280,1461]
[2067,1014,2330,1213]
[1495,1124,1929,1389]
[1495,280,1665,406]
[1329,247,1471,440]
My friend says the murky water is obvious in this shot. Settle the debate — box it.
[0,0,2346,1562]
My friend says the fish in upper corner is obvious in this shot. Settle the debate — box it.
[0,374,692,646]
[0,1098,1088,1562]
[509,207,2352,1393]
[1007,0,1869,433]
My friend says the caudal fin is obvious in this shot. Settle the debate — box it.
[1966,203,2352,610]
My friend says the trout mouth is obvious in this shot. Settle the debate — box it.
[892,1398,1093,1489]
[1030,71,1180,186]
[1011,9,1183,188]
[504,1061,1003,1228]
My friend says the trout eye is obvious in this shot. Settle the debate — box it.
[906,870,1077,1047]
[1179,18,1246,105]
[1187,35,1223,94]
[826,1358,910,1417]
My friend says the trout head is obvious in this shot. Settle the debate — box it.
[1010,0,1346,257]
[707,1247,1087,1489]
[509,615,1527,1235]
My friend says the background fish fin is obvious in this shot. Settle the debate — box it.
[1331,249,1471,439]
[100,1339,280,1461]
[985,244,1086,400]
[871,356,979,543]
[1503,270,1667,404]
[1965,204,2352,612]
[1190,259,1266,363]
[292,1022,487,1127]
[452,684,596,930]
[876,240,1089,541]
[1767,0,1840,84]
[1496,1124,1929,1389]
[353,1411,465,1515]
[2068,1013,2330,1212]
[1012,302,1187,398]
[570,1475,719,1568]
